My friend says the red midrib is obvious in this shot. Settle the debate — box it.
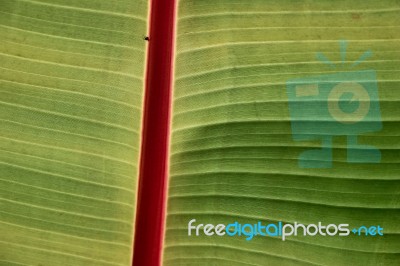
[132,0,176,265]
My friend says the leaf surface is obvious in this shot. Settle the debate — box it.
[164,0,400,265]
[0,0,148,265]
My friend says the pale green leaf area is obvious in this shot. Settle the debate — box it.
[0,0,148,265]
[165,0,400,265]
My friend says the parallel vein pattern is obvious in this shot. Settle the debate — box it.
[164,0,400,265]
[0,0,148,265]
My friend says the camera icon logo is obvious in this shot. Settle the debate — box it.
[286,42,382,168]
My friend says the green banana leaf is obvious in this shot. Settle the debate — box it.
[0,0,148,265]
[164,0,400,265]
[1,0,400,265]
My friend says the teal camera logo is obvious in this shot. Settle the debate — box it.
[286,41,382,168]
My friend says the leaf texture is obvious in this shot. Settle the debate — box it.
[0,0,148,265]
[164,0,400,265]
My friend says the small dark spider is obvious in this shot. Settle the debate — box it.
[144,36,150,41]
